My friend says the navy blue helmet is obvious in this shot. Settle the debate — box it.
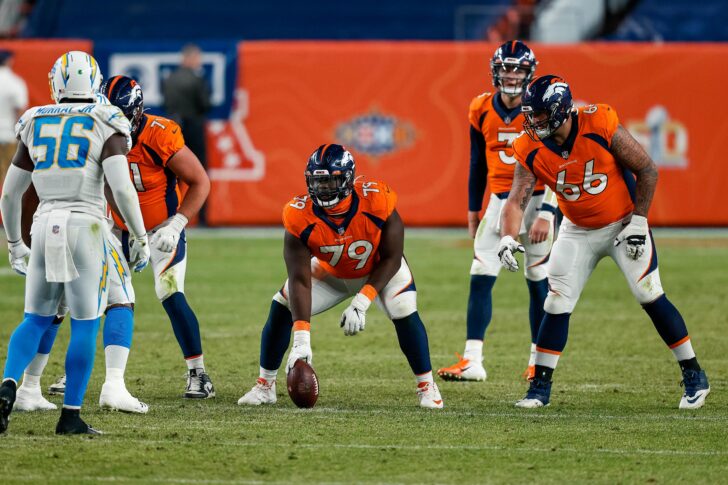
[100,75,145,134]
[521,75,573,141]
[490,40,537,97]
[305,144,356,207]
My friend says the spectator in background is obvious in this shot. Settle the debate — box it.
[0,49,28,187]
[163,44,211,225]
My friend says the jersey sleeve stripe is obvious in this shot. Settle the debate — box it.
[142,142,166,167]
[299,223,316,245]
[362,211,385,229]
[525,148,540,173]
[583,132,610,151]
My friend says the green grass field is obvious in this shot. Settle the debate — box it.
[0,230,726,484]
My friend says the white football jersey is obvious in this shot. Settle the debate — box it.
[15,96,131,219]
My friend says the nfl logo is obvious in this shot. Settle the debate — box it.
[52,225,60,235]
[338,227,345,235]
[561,150,569,159]
[504,116,511,125]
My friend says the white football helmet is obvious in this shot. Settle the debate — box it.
[48,51,102,103]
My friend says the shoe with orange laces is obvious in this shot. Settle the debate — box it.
[436,353,487,382]
[237,378,277,405]
[417,381,444,409]
[522,365,536,381]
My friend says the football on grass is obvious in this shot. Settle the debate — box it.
[287,360,319,408]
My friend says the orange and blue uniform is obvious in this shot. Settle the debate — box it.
[111,114,184,231]
[282,179,397,279]
[468,92,545,210]
[512,104,634,228]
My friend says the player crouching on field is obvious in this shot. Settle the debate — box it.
[238,144,443,409]
[498,75,709,409]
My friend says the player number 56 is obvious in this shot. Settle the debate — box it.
[556,159,607,201]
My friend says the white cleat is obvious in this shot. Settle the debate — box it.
[237,378,277,405]
[417,381,444,409]
[99,381,149,414]
[679,387,710,410]
[13,385,57,411]
[437,353,487,382]
[515,398,547,408]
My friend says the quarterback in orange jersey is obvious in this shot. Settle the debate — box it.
[498,75,709,409]
[238,144,443,409]
[101,76,215,399]
[438,40,556,383]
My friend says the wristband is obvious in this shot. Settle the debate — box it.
[359,284,377,302]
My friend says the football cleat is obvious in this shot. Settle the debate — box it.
[237,378,277,406]
[184,369,216,399]
[516,376,552,408]
[437,353,486,382]
[99,381,149,414]
[522,365,536,381]
[14,384,57,412]
[48,374,66,395]
[417,381,444,409]
[0,380,17,434]
[56,408,103,435]
[679,369,710,410]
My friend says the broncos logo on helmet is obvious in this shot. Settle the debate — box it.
[100,75,145,134]
[305,144,355,208]
[521,75,574,141]
[490,40,537,97]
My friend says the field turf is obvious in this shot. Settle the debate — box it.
[0,229,726,484]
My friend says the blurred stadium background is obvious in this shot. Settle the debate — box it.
[1,0,726,227]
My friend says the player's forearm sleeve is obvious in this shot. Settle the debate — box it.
[1,164,33,243]
[102,155,146,238]
[468,126,487,212]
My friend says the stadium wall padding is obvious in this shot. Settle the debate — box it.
[3,40,728,226]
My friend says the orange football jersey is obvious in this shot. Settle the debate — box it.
[282,179,397,279]
[469,92,545,195]
[512,104,634,228]
[111,114,184,231]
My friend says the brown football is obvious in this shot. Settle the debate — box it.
[287,360,319,408]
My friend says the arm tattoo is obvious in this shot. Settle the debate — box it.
[512,163,537,211]
[610,125,658,216]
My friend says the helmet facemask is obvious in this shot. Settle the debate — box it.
[306,170,354,208]
[491,61,532,98]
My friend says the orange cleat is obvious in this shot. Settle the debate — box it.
[437,353,486,382]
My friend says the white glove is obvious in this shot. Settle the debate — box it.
[285,329,313,374]
[340,292,372,336]
[498,235,525,272]
[614,214,648,260]
[151,213,188,253]
[7,240,30,276]
[129,233,150,272]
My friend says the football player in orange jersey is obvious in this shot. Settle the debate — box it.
[438,41,557,383]
[238,144,443,408]
[99,76,215,399]
[499,75,709,409]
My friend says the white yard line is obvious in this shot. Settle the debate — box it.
[2,436,725,457]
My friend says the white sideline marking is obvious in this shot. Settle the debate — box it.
[2,436,726,457]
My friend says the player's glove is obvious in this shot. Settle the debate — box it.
[614,214,648,260]
[7,239,30,276]
[151,213,188,253]
[340,289,374,336]
[498,235,525,272]
[129,233,151,272]
[285,322,313,374]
